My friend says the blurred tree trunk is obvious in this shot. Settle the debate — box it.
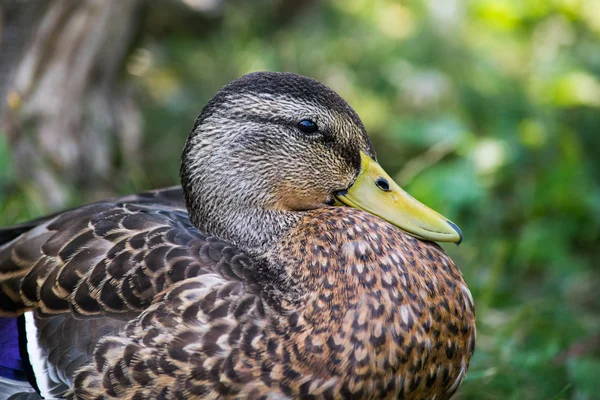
[0,0,310,210]
[0,0,144,208]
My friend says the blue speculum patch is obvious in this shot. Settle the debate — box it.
[0,317,27,381]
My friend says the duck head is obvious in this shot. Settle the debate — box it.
[181,72,462,250]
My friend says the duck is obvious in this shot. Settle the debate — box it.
[0,72,475,400]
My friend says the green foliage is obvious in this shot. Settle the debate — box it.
[2,0,600,397]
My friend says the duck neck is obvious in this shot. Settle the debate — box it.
[191,205,303,254]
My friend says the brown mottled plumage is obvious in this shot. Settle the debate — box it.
[0,72,474,399]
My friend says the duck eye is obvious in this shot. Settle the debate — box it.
[297,119,318,134]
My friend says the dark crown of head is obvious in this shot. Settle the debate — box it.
[195,72,365,129]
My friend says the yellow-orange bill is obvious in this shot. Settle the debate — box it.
[335,152,463,244]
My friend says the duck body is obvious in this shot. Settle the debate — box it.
[0,72,474,399]
[66,206,474,400]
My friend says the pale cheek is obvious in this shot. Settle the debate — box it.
[268,148,355,210]
[274,183,331,211]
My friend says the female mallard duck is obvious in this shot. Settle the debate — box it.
[0,72,474,400]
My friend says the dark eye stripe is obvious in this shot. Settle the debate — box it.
[297,119,318,134]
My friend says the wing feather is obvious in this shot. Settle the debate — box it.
[0,187,258,396]
[0,187,254,317]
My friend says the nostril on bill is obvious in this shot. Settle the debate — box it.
[375,177,391,192]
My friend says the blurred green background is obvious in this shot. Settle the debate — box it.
[1,0,599,398]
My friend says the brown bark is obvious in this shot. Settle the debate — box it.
[1,0,144,208]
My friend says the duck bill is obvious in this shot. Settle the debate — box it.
[335,151,463,244]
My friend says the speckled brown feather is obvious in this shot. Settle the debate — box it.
[70,208,474,400]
